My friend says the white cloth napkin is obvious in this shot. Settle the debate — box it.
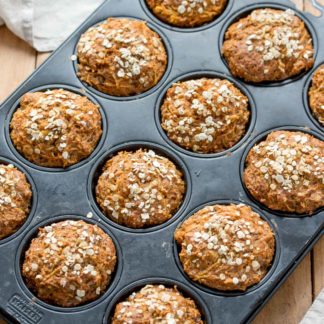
[300,289,324,324]
[0,0,104,51]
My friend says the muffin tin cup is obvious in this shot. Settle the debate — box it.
[103,277,212,324]
[5,84,108,173]
[72,16,174,102]
[15,214,123,313]
[0,0,323,323]
[173,199,281,297]
[240,125,324,218]
[302,61,324,131]
[218,2,319,87]
[154,70,257,158]
[87,141,192,234]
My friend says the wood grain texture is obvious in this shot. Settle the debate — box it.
[0,26,36,103]
[312,236,324,298]
[253,255,313,324]
[36,52,50,67]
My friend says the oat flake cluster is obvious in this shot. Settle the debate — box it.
[0,164,32,240]
[175,204,275,291]
[10,89,102,168]
[77,18,167,96]
[112,284,203,323]
[146,0,228,28]
[244,131,324,214]
[161,78,250,153]
[22,220,116,307]
[96,149,185,229]
[222,8,314,82]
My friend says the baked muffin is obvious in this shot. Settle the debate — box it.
[96,149,185,228]
[308,64,324,126]
[244,131,324,214]
[222,8,314,83]
[174,204,275,291]
[146,0,228,28]
[22,220,116,307]
[111,284,203,323]
[10,89,102,168]
[77,18,167,96]
[0,164,32,240]
[161,78,250,153]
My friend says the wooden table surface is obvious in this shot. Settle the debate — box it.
[0,1,323,323]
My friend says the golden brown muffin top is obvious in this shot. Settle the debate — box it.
[22,220,116,307]
[96,149,185,229]
[222,8,314,82]
[175,204,275,291]
[244,131,324,214]
[0,164,32,239]
[112,284,203,323]
[309,64,324,125]
[161,78,250,153]
[77,18,167,96]
[10,89,102,168]
[146,0,228,28]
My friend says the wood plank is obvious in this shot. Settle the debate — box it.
[292,0,304,10]
[0,27,36,103]
[253,255,313,324]
[312,236,324,298]
[304,0,323,15]
[36,52,51,67]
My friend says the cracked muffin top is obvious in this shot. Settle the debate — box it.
[160,77,250,153]
[222,8,314,83]
[175,203,275,291]
[244,131,324,214]
[22,220,117,307]
[96,149,185,229]
[10,89,102,168]
[146,0,228,28]
[77,18,167,96]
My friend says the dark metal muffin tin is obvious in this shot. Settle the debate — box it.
[0,0,323,323]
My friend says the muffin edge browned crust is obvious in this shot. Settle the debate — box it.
[222,8,314,83]
[308,64,324,126]
[174,204,275,291]
[112,284,203,323]
[96,149,185,228]
[244,131,324,214]
[77,18,167,97]
[22,220,117,307]
[0,164,32,239]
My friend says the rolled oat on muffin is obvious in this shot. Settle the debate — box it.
[308,64,324,126]
[112,284,203,323]
[96,149,185,229]
[146,0,228,28]
[22,220,116,307]
[222,8,314,83]
[10,89,102,168]
[0,164,32,240]
[175,204,275,291]
[244,131,324,214]
[161,78,250,153]
[77,18,167,96]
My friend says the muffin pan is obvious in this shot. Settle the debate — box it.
[0,0,323,323]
